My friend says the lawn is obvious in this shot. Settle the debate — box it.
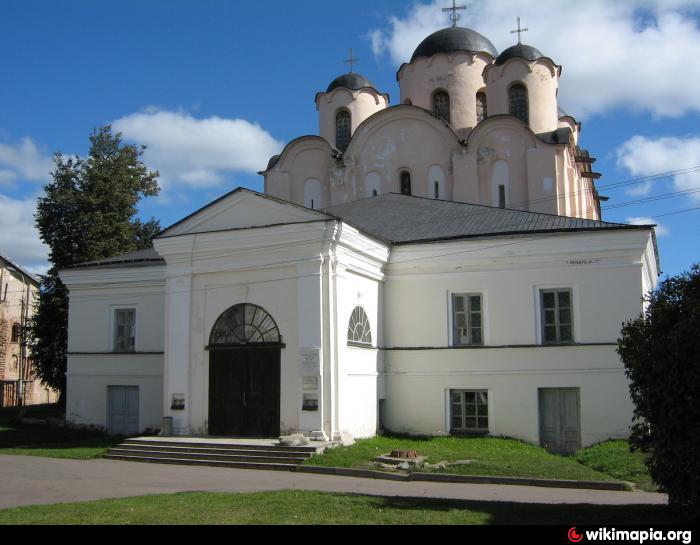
[0,490,686,525]
[0,404,121,459]
[306,435,655,489]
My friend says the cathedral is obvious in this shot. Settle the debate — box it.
[61,17,659,454]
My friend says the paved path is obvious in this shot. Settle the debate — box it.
[0,455,667,510]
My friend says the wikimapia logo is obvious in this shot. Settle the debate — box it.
[567,527,693,544]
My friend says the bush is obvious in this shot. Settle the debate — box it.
[617,264,700,518]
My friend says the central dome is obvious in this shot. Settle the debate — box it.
[410,27,498,63]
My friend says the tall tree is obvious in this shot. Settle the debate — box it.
[618,264,700,519]
[28,126,160,400]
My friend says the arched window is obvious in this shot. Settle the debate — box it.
[509,84,528,125]
[347,307,372,346]
[11,323,21,343]
[336,110,351,152]
[476,92,487,123]
[209,304,281,346]
[432,90,450,123]
[400,171,412,196]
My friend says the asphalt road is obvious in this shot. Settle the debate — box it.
[0,455,668,510]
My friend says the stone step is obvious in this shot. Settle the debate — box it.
[102,453,300,471]
[114,443,314,459]
[106,448,308,465]
[121,439,319,454]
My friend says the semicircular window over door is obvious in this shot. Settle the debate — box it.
[209,303,281,346]
[347,306,372,346]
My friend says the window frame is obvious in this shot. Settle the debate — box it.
[347,306,373,348]
[539,288,575,345]
[449,389,490,435]
[335,108,351,152]
[113,307,137,353]
[450,292,485,347]
[432,89,451,124]
[508,82,529,126]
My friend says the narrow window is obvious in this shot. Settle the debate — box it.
[476,92,487,123]
[451,390,489,434]
[400,171,412,196]
[114,309,136,353]
[434,181,440,199]
[372,189,378,197]
[11,323,21,343]
[335,110,351,152]
[310,199,315,209]
[452,294,483,346]
[509,84,529,125]
[347,306,372,347]
[432,90,450,123]
[498,185,506,209]
[541,289,574,344]
[2,283,7,301]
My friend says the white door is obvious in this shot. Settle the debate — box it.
[538,388,581,455]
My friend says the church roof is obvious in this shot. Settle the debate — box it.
[494,43,547,66]
[325,193,650,245]
[411,27,498,62]
[70,247,164,269]
[326,73,376,93]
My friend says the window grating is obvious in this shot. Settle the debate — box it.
[347,306,372,346]
[432,91,451,123]
[509,84,528,125]
[209,303,281,346]
[336,110,351,152]
[476,92,487,123]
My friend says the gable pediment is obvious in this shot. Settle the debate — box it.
[159,188,331,237]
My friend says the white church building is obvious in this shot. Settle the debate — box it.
[60,20,659,454]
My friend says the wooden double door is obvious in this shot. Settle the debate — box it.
[208,347,280,437]
[539,387,581,455]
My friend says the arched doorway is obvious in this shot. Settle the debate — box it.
[207,304,283,437]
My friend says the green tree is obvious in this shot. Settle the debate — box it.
[617,264,700,518]
[28,126,160,400]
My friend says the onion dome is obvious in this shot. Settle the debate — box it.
[411,27,498,62]
[326,73,376,93]
[495,43,546,66]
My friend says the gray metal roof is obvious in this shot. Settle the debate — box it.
[70,247,164,269]
[325,193,649,245]
[411,27,498,62]
[495,43,546,66]
[326,73,376,94]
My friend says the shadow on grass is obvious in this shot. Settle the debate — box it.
[364,495,688,525]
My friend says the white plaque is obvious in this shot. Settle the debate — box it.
[300,348,320,374]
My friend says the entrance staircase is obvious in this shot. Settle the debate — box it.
[103,437,323,471]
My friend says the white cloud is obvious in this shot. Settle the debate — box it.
[0,137,53,185]
[112,109,284,191]
[0,194,49,274]
[626,216,670,237]
[616,135,700,199]
[368,0,700,118]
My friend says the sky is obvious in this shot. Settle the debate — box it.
[1,0,699,278]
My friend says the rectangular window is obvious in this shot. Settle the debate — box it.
[540,289,574,344]
[450,390,489,433]
[114,309,136,353]
[452,293,483,346]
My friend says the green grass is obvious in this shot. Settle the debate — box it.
[306,435,650,486]
[575,440,657,492]
[0,490,687,525]
[0,404,121,459]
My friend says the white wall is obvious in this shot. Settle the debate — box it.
[381,229,656,446]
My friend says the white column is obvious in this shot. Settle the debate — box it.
[163,274,193,435]
[296,259,327,438]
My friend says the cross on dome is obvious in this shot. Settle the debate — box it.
[344,48,360,73]
[510,17,529,44]
[442,0,468,28]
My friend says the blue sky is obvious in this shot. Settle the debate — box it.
[1,0,699,277]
